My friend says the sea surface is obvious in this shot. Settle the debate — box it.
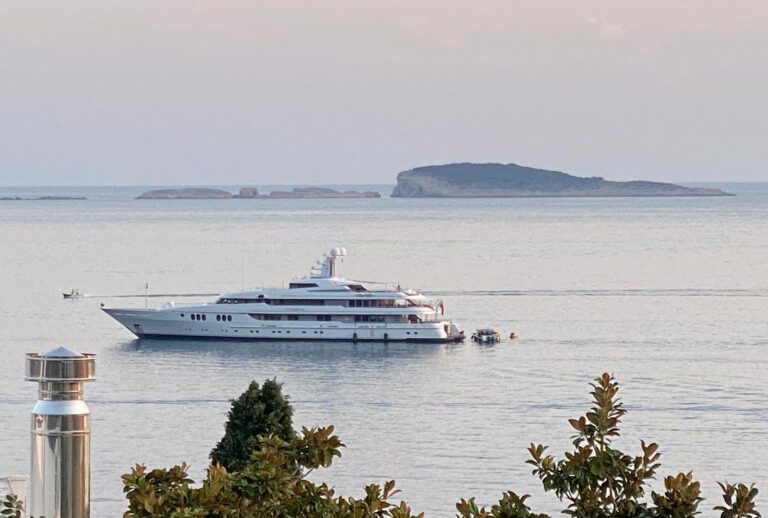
[0,184,766,516]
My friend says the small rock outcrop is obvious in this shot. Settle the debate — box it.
[392,163,732,198]
[265,187,380,199]
[234,187,260,198]
[135,188,234,199]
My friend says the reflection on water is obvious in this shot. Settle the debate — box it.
[120,337,447,362]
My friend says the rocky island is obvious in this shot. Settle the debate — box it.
[136,187,381,199]
[135,188,234,199]
[392,163,731,198]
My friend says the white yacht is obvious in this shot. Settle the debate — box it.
[103,248,465,343]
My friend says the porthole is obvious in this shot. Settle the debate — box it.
[180,313,185,318]
[202,314,206,321]
[216,315,221,321]
[228,315,232,322]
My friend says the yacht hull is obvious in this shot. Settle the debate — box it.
[103,308,464,343]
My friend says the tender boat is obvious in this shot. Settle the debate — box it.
[63,289,82,299]
[102,248,465,343]
[471,328,501,344]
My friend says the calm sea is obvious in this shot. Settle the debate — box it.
[1,184,766,516]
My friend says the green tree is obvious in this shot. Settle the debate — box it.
[210,379,295,472]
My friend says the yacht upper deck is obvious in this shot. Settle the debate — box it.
[213,248,441,310]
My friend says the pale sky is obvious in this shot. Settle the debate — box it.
[1,1,766,186]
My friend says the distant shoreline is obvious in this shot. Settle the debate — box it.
[1,181,766,202]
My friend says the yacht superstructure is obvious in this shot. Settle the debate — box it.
[102,248,464,343]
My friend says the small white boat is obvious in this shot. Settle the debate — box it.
[63,289,82,299]
[471,328,501,344]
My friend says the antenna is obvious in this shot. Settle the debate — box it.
[144,283,149,309]
[242,254,246,289]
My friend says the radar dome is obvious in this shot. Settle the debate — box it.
[330,247,341,256]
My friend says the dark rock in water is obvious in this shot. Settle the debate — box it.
[391,163,732,198]
[234,187,260,198]
[36,196,87,200]
[136,188,233,199]
[264,187,381,199]
[0,196,86,201]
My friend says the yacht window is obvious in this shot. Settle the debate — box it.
[289,282,319,289]
[217,298,264,304]
[354,315,385,323]
[202,314,206,321]
[216,315,221,321]
[348,284,367,292]
[227,315,232,322]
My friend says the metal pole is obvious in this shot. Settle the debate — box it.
[25,347,96,518]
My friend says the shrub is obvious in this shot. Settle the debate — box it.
[210,378,295,472]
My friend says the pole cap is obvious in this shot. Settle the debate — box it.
[25,347,96,382]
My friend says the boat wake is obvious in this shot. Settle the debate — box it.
[429,288,768,298]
